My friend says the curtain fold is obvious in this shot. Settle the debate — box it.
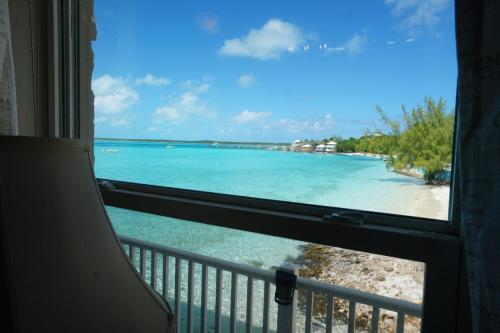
[454,1,500,332]
[0,0,18,135]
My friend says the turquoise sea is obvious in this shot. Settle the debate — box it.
[94,139,433,270]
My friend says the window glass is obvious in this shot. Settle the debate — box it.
[93,0,456,220]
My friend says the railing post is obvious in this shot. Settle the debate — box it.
[276,263,298,333]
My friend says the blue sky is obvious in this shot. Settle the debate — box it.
[92,0,456,142]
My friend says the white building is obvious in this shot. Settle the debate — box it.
[300,144,313,152]
[325,141,337,153]
[315,144,326,152]
[290,139,302,151]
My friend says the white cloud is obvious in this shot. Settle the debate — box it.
[385,0,450,31]
[406,38,416,42]
[94,115,131,127]
[94,116,107,124]
[195,83,211,93]
[197,13,219,34]
[92,75,138,127]
[219,19,306,60]
[233,110,271,124]
[153,91,216,124]
[386,40,397,45]
[148,126,161,132]
[237,74,257,88]
[275,114,335,133]
[181,80,212,94]
[325,46,346,55]
[152,78,215,125]
[92,75,139,114]
[136,74,171,86]
[344,34,368,55]
[154,106,184,123]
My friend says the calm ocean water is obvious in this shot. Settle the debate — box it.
[94,140,429,270]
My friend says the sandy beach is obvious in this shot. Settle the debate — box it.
[412,184,450,220]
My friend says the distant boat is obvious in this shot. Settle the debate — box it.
[212,142,219,147]
[102,148,119,153]
[165,145,174,149]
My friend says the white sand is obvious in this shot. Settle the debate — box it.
[413,185,450,220]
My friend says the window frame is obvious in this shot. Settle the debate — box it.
[97,178,461,333]
[47,0,80,138]
[52,1,464,331]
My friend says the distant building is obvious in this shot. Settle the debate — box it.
[315,144,326,152]
[300,144,313,152]
[325,141,337,153]
[290,139,302,151]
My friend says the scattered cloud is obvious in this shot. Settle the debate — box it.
[233,110,271,124]
[275,114,335,133]
[219,19,306,60]
[237,74,257,88]
[94,115,131,127]
[385,0,450,31]
[92,75,139,114]
[324,46,346,55]
[181,79,212,94]
[406,38,416,42]
[153,84,216,125]
[386,40,397,45]
[92,75,139,127]
[148,126,161,132]
[344,34,368,55]
[94,116,107,124]
[321,34,367,56]
[136,74,171,86]
[197,13,219,34]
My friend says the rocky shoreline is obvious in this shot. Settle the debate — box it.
[293,244,423,333]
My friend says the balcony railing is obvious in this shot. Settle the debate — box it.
[120,235,422,333]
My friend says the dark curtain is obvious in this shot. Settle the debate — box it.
[454,1,500,332]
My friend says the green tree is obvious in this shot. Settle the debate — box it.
[379,97,454,184]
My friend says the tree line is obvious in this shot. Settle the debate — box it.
[328,97,454,184]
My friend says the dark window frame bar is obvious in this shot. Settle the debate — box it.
[97,178,461,333]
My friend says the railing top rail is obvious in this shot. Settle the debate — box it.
[295,277,422,316]
[120,235,276,282]
[119,235,422,317]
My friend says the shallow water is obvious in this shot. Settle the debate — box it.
[95,140,434,332]
[94,140,437,269]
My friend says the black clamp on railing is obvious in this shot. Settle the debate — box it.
[322,210,364,225]
[99,180,117,190]
[274,269,297,306]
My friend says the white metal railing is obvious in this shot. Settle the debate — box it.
[119,235,422,333]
